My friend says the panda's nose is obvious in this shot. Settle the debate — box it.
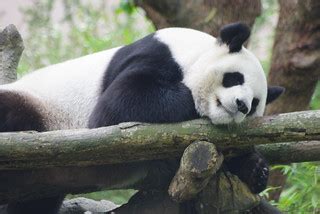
[236,99,248,114]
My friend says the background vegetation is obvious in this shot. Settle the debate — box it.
[13,0,320,211]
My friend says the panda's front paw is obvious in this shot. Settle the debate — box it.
[225,151,269,194]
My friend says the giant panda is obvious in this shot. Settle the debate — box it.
[0,23,284,214]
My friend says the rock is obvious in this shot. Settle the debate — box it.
[59,197,119,214]
[0,24,23,84]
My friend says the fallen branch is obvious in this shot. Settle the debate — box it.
[0,110,319,169]
[258,141,320,164]
[168,141,223,202]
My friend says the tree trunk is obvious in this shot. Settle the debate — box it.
[135,0,261,36]
[266,0,320,201]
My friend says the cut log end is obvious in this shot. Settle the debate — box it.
[168,141,223,202]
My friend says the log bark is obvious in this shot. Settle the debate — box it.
[257,141,320,164]
[111,172,260,214]
[0,25,23,84]
[168,141,223,202]
[0,110,319,170]
[193,172,260,213]
[0,110,319,204]
[266,0,320,201]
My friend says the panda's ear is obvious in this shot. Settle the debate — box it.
[266,86,285,104]
[219,22,250,53]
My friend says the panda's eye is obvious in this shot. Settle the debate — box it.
[222,72,244,88]
[247,98,260,116]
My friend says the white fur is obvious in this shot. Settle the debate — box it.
[156,28,267,124]
[155,28,217,73]
[0,47,120,130]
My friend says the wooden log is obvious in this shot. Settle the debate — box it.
[168,141,223,202]
[258,141,320,164]
[193,172,260,213]
[0,110,319,170]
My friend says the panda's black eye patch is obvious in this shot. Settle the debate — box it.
[247,98,260,116]
[222,72,244,88]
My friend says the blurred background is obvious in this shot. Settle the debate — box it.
[0,0,319,212]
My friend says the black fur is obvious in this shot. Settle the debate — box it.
[7,195,65,214]
[0,91,45,132]
[219,22,250,53]
[89,34,199,127]
[267,86,285,104]
[225,151,269,194]
[0,92,64,214]
[247,98,260,116]
[101,34,183,93]
[222,72,244,88]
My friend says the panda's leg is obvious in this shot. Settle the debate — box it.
[224,150,269,194]
[7,195,65,214]
[0,91,65,214]
[88,70,199,128]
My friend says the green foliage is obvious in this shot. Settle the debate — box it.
[67,189,137,205]
[254,0,278,31]
[250,0,279,74]
[311,83,320,110]
[273,163,320,213]
[18,0,154,75]
[116,0,136,15]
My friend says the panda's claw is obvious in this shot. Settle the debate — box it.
[225,151,269,194]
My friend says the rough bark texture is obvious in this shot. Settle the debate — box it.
[168,141,223,202]
[193,172,260,213]
[0,111,319,204]
[0,25,23,84]
[111,172,261,214]
[257,141,320,164]
[0,110,319,170]
[135,0,261,36]
[267,0,320,114]
[266,0,320,201]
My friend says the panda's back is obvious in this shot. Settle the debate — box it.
[0,47,120,129]
[0,28,216,130]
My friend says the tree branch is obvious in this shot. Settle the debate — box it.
[0,110,319,170]
[258,141,320,164]
[0,110,318,203]
[168,141,223,202]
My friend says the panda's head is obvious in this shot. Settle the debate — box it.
[184,23,284,124]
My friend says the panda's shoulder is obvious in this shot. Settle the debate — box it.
[102,31,185,92]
